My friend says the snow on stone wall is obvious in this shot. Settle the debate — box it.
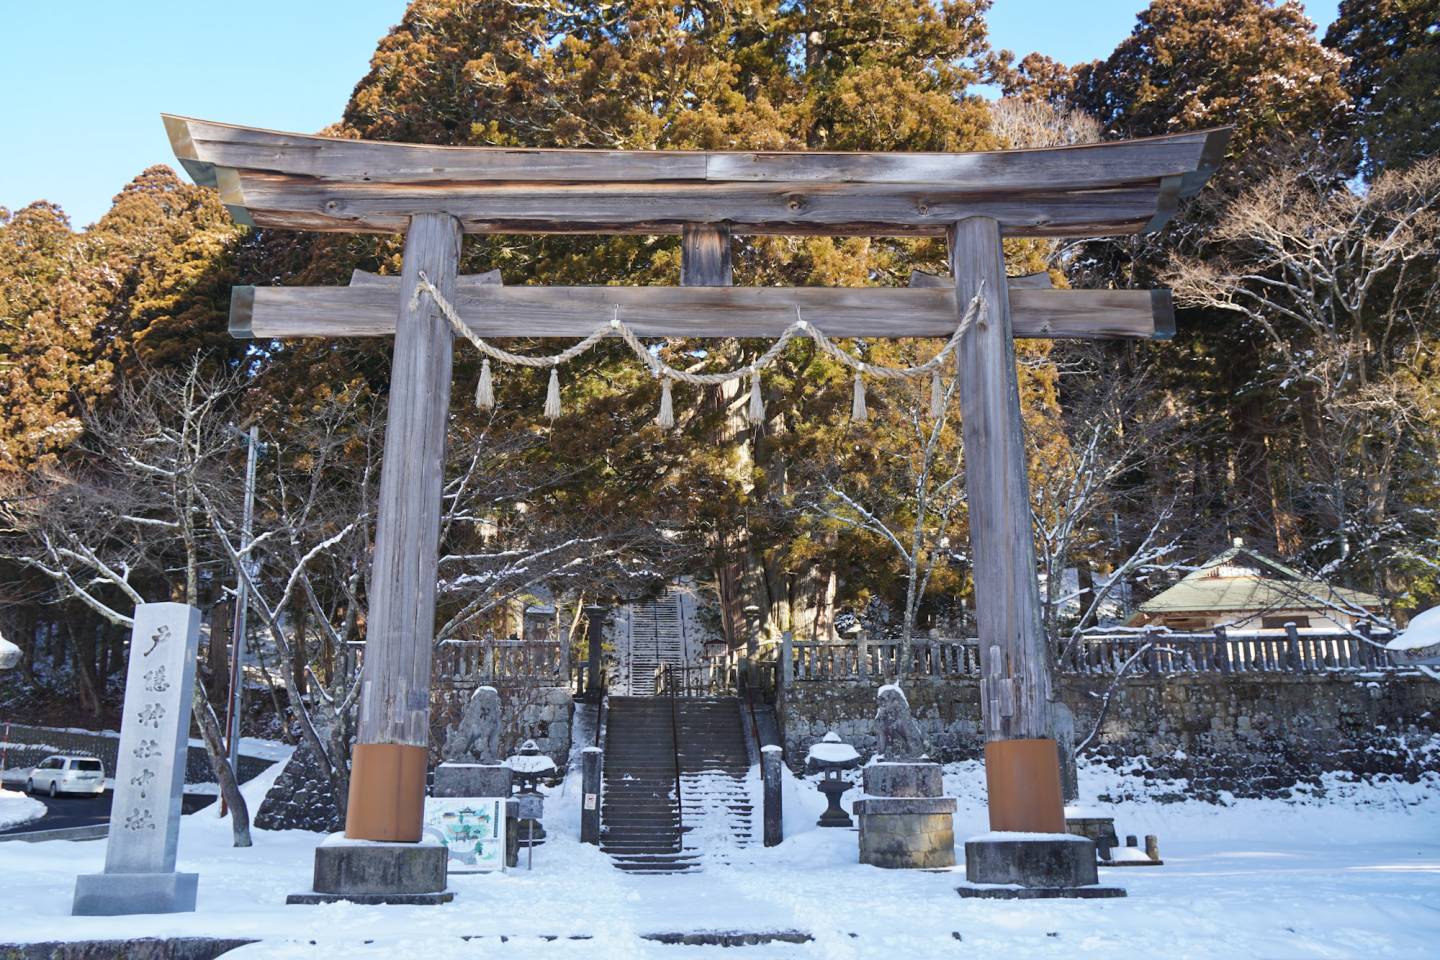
[780,672,1440,797]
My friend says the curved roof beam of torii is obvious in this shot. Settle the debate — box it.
[163,115,1229,239]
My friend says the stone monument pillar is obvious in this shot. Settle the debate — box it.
[854,686,956,869]
[74,603,202,916]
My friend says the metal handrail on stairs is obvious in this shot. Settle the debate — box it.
[663,664,684,825]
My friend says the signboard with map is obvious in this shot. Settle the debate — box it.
[424,798,506,871]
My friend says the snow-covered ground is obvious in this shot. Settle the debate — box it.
[0,757,1437,959]
[0,786,45,830]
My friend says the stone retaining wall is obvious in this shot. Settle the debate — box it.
[780,672,1440,796]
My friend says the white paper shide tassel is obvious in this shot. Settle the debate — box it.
[544,365,562,420]
[475,357,494,410]
[747,372,765,426]
[930,368,944,419]
[851,370,868,422]
[656,377,675,430]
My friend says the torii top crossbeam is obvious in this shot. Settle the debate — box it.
[166,114,1225,877]
[164,115,1227,238]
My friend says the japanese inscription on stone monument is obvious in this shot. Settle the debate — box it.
[102,603,202,875]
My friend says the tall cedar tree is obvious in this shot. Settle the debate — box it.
[1325,0,1440,178]
[0,204,109,470]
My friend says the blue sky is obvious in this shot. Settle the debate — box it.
[0,1,1339,229]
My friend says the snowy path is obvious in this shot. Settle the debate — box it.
[0,760,1437,958]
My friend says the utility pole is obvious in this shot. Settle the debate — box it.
[221,424,259,816]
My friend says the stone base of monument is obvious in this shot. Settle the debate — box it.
[287,835,453,905]
[957,833,1126,899]
[72,871,199,916]
[434,761,511,798]
[855,762,957,869]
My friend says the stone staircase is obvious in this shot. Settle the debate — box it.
[601,696,754,874]
[621,592,688,696]
[676,698,755,864]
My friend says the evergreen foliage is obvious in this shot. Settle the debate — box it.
[1326,0,1440,178]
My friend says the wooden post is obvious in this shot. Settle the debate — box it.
[950,216,1064,834]
[345,212,463,843]
[681,223,732,286]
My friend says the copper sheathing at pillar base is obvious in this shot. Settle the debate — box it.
[984,738,1066,833]
[344,742,429,842]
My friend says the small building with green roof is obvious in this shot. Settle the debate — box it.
[1128,539,1382,633]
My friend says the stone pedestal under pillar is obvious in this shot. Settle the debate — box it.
[855,762,956,869]
[287,835,453,905]
[957,834,1126,899]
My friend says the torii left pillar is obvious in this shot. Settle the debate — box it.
[291,212,461,905]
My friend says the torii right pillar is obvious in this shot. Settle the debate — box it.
[951,217,1122,898]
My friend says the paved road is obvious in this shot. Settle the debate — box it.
[0,787,216,836]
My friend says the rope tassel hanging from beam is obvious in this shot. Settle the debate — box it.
[851,369,868,422]
[747,372,765,426]
[475,357,494,410]
[545,366,562,420]
[657,377,675,430]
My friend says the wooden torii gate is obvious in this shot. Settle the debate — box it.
[166,115,1225,853]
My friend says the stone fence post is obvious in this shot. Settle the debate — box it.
[761,745,783,848]
[580,747,602,845]
[780,632,793,687]
[583,605,606,700]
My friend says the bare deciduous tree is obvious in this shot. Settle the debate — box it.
[1170,157,1440,608]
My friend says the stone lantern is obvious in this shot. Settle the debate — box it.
[805,732,861,828]
[504,740,556,849]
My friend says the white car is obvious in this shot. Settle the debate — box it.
[25,755,106,797]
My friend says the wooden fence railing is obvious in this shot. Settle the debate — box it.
[779,626,1398,682]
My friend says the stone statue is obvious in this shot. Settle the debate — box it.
[875,684,926,761]
[442,685,502,763]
